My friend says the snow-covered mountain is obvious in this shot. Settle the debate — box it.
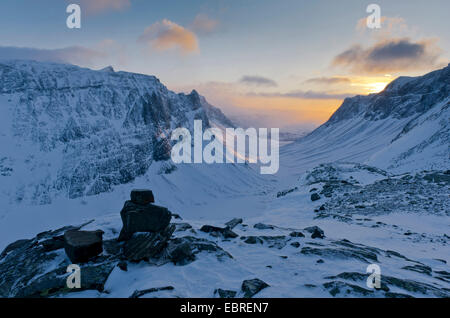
[0,60,264,207]
[0,61,448,298]
[281,64,450,177]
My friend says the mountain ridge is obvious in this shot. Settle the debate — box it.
[0,59,248,205]
[281,64,449,176]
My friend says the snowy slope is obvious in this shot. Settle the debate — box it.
[280,64,450,179]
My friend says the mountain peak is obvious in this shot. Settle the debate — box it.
[100,66,115,73]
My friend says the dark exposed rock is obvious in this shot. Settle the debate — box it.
[323,281,373,297]
[242,236,264,244]
[324,271,450,297]
[174,223,193,232]
[254,223,274,230]
[290,242,300,248]
[166,240,195,265]
[214,288,237,298]
[304,226,325,239]
[225,218,243,229]
[0,221,109,297]
[35,220,95,241]
[289,231,305,238]
[63,230,104,263]
[300,246,378,263]
[276,187,298,198]
[118,201,172,241]
[402,264,432,276]
[200,225,238,239]
[241,278,270,298]
[129,286,174,298]
[241,236,288,249]
[166,236,233,260]
[117,261,128,271]
[1,239,33,259]
[15,261,116,298]
[123,225,175,262]
[40,236,65,252]
[103,239,122,256]
[311,193,321,201]
[130,189,155,205]
[171,213,183,220]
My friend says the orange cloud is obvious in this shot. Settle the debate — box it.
[138,19,199,54]
[190,14,219,35]
[356,16,407,33]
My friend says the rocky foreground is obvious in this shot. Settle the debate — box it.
[1,165,449,298]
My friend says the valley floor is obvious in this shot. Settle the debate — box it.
[1,162,448,298]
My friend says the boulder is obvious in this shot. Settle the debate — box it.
[241,278,270,298]
[254,223,274,230]
[63,230,104,263]
[242,236,264,244]
[200,225,238,239]
[40,235,65,252]
[174,223,193,232]
[118,201,172,241]
[130,189,155,205]
[311,193,321,201]
[117,261,128,271]
[166,241,195,265]
[289,231,305,238]
[225,218,243,229]
[305,226,325,239]
[214,288,237,298]
[123,225,175,262]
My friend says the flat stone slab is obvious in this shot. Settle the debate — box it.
[64,230,104,263]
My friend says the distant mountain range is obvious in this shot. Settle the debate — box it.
[282,64,450,175]
[1,60,448,207]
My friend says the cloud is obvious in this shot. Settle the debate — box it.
[248,90,351,100]
[304,77,351,85]
[0,45,105,66]
[332,38,442,74]
[138,19,199,54]
[356,16,407,33]
[71,0,131,15]
[190,14,219,35]
[240,75,278,87]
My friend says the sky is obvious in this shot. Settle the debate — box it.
[0,0,448,130]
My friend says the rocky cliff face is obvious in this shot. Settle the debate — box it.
[0,60,232,204]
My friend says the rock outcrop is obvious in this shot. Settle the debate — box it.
[64,230,104,263]
[118,200,172,241]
